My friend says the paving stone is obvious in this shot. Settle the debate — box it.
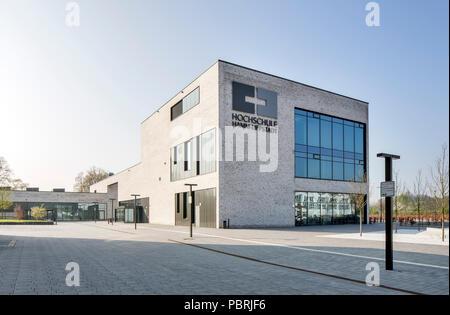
[0,222,447,295]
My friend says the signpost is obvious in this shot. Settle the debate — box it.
[131,194,140,230]
[377,153,400,271]
[109,198,116,225]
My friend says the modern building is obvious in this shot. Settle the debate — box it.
[3,187,116,221]
[91,60,369,228]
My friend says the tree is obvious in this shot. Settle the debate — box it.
[73,167,109,192]
[427,183,440,224]
[0,156,27,190]
[351,170,369,237]
[413,170,425,231]
[0,187,13,219]
[30,204,46,220]
[0,157,12,186]
[397,192,410,226]
[394,171,405,233]
[429,143,449,242]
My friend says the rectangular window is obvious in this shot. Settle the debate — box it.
[196,136,200,175]
[170,87,200,121]
[333,122,343,151]
[355,164,365,182]
[295,115,307,145]
[321,160,332,180]
[308,192,321,225]
[333,161,343,180]
[320,120,332,149]
[344,163,355,181]
[172,147,177,165]
[295,157,307,177]
[199,129,216,175]
[344,125,354,152]
[307,117,320,147]
[176,194,180,213]
[170,129,216,182]
[308,158,320,179]
[182,87,200,112]
[183,192,188,219]
[171,101,183,121]
[355,127,364,154]
[184,140,192,171]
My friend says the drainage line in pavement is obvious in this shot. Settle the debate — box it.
[169,239,425,296]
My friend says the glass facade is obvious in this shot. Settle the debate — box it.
[10,202,107,221]
[295,108,366,182]
[294,192,357,226]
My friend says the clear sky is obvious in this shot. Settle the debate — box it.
[0,0,448,196]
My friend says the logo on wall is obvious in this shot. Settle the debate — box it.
[232,81,278,133]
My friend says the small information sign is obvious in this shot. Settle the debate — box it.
[380,181,395,197]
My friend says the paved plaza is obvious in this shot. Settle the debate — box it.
[0,222,448,295]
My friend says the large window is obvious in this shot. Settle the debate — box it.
[170,129,216,181]
[8,202,108,221]
[170,87,200,120]
[294,191,358,226]
[295,108,365,182]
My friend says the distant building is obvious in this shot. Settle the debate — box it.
[4,187,115,221]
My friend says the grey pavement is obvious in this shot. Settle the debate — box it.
[0,222,448,295]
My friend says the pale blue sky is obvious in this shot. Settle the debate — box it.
[0,0,448,195]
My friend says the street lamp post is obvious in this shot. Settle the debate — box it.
[131,194,140,230]
[93,202,98,223]
[109,198,116,225]
[184,183,198,238]
[377,153,400,271]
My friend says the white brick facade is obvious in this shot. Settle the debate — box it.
[91,60,369,228]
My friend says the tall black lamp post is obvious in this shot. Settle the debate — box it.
[131,194,140,230]
[109,198,116,225]
[184,184,197,238]
[377,153,400,270]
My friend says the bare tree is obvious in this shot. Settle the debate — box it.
[0,157,11,186]
[394,171,405,233]
[73,166,110,192]
[427,184,439,224]
[351,170,369,237]
[0,156,28,190]
[429,143,449,242]
[413,170,425,231]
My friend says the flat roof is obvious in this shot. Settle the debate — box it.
[141,60,368,124]
[11,190,108,195]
